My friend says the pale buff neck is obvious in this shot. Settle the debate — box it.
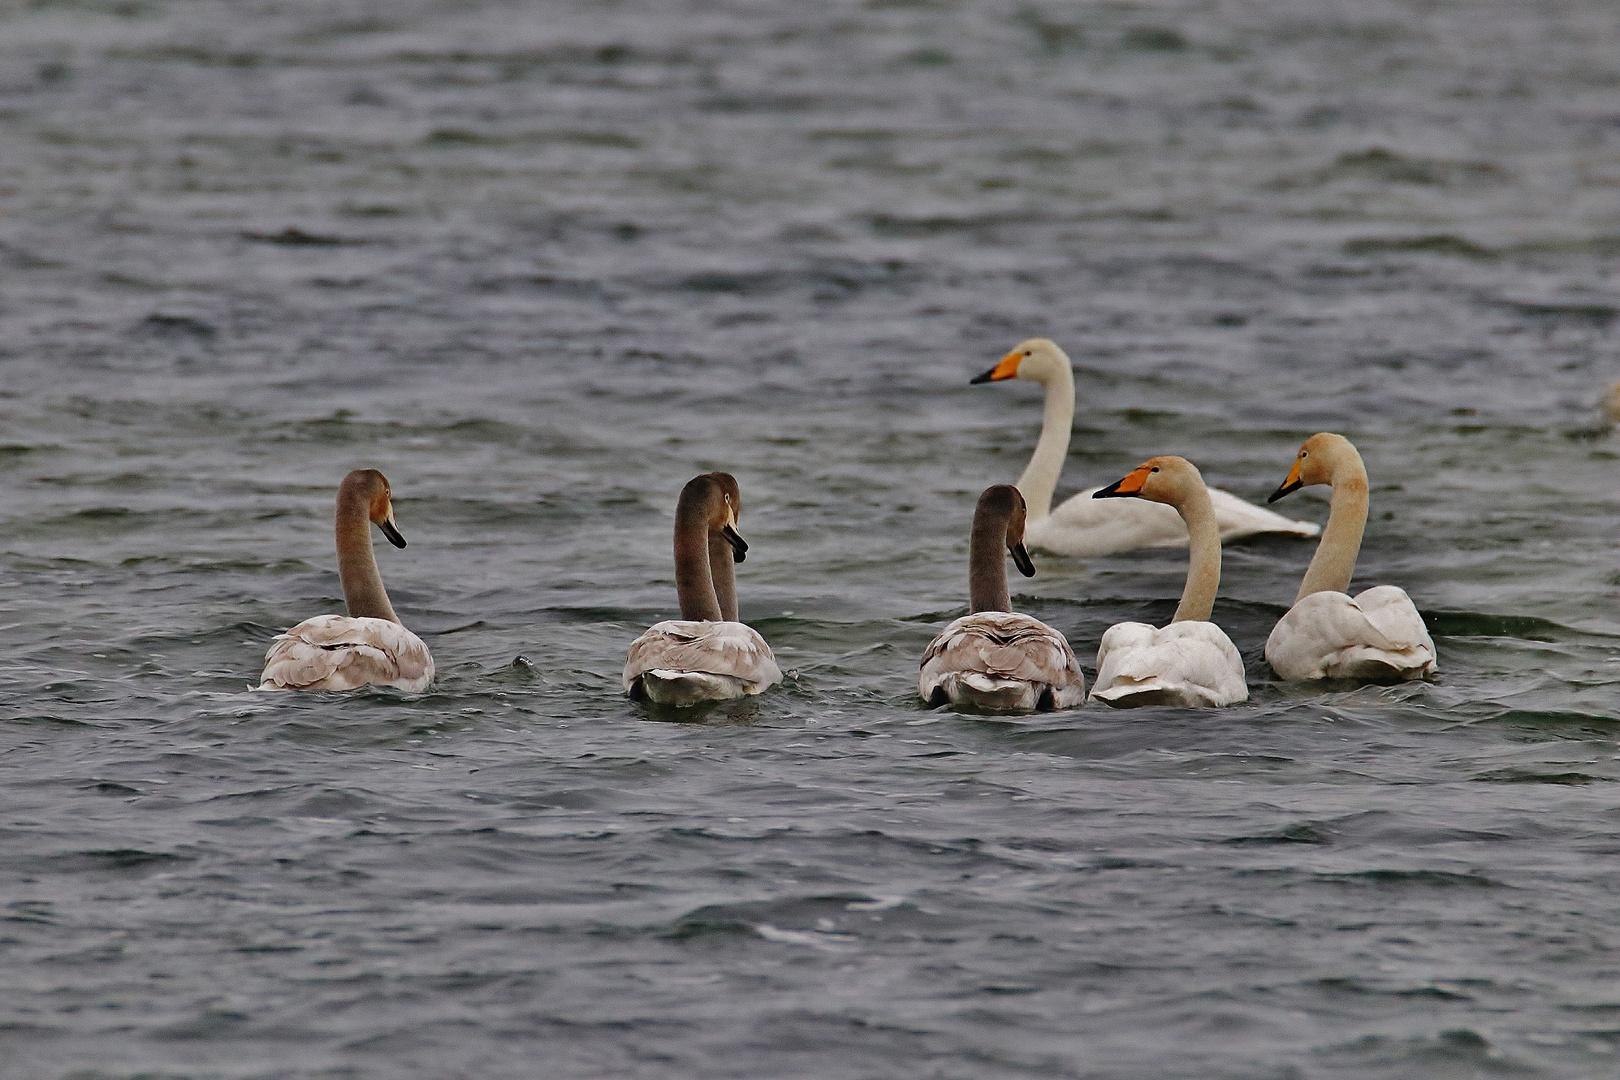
[335,491,399,623]
[968,506,1012,614]
[1171,483,1222,623]
[1296,459,1368,602]
[674,505,723,622]
[1013,363,1074,521]
[708,532,738,622]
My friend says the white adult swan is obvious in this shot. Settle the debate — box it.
[258,468,434,692]
[1263,433,1436,682]
[972,339,1319,556]
[919,484,1087,711]
[623,472,783,706]
[1088,456,1248,707]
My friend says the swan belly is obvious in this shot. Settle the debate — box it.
[1090,620,1248,708]
[1025,487,1320,558]
[624,620,782,706]
[1265,586,1436,683]
[257,614,435,693]
[918,611,1086,712]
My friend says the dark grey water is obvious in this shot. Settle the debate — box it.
[4,0,1620,1076]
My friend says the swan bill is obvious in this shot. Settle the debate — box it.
[721,523,748,562]
[1093,465,1152,499]
[969,350,1023,384]
[1268,458,1306,503]
[1011,541,1036,577]
[379,518,407,548]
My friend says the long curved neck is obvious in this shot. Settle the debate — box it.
[335,493,398,623]
[1171,484,1221,623]
[1297,458,1368,602]
[708,533,738,622]
[968,510,1012,614]
[1014,365,1074,520]
[674,507,723,622]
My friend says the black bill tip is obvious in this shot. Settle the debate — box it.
[1093,479,1128,499]
[1011,542,1036,578]
[722,524,748,563]
[379,519,407,548]
[1267,480,1302,504]
[969,365,999,385]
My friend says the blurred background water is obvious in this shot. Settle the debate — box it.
[3,0,1620,1076]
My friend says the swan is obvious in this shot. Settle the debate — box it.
[919,484,1087,711]
[623,472,782,706]
[972,339,1320,556]
[258,468,434,693]
[1263,433,1436,682]
[1088,456,1248,707]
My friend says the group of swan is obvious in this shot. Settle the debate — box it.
[256,339,1435,710]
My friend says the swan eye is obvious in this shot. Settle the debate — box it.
[1022,351,1031,358]
[1149,467,1159,473]
[1301,451,1308,458]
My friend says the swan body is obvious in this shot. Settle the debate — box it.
[260,614,434,693]
[920,610,1086,712]
[624,473,783,706]
[1091,620,1246,708]
[1025,485,1317,556]
[1265,587,1434,682]
[1263,433,1436,683]
[1086,456,1248,708]
[624,620,782,706]
[974,339,1318,557]
[257,468,434,694]
[918,485,1086,711]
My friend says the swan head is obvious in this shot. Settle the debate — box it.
[678,471,748,563]
[977,483,1036,577]
[1267,432,1360,503]
[1092,455,1204,507]
[341,468,406,548]
[970,338,1072,387]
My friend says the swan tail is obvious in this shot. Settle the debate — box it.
[631,668,754,707]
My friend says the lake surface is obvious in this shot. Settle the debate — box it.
[3,0,1620,1076]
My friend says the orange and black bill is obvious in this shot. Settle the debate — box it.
[721,524,748,562]
[1011,541,1036,578]
[1093,465,1152,499]
[969,350,1022,385]
[1268,460,1305,503]
[380,520,407,548]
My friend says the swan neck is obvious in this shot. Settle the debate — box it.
[674,506,723,622]
[335,492,399,623]
[968,507,1013,614]
[1014,366,1074,520]
[1297,467,1368,602]
[1171,485,1221,623]
[708,532,738,622]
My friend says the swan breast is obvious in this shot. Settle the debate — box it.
[257,614,434,693]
